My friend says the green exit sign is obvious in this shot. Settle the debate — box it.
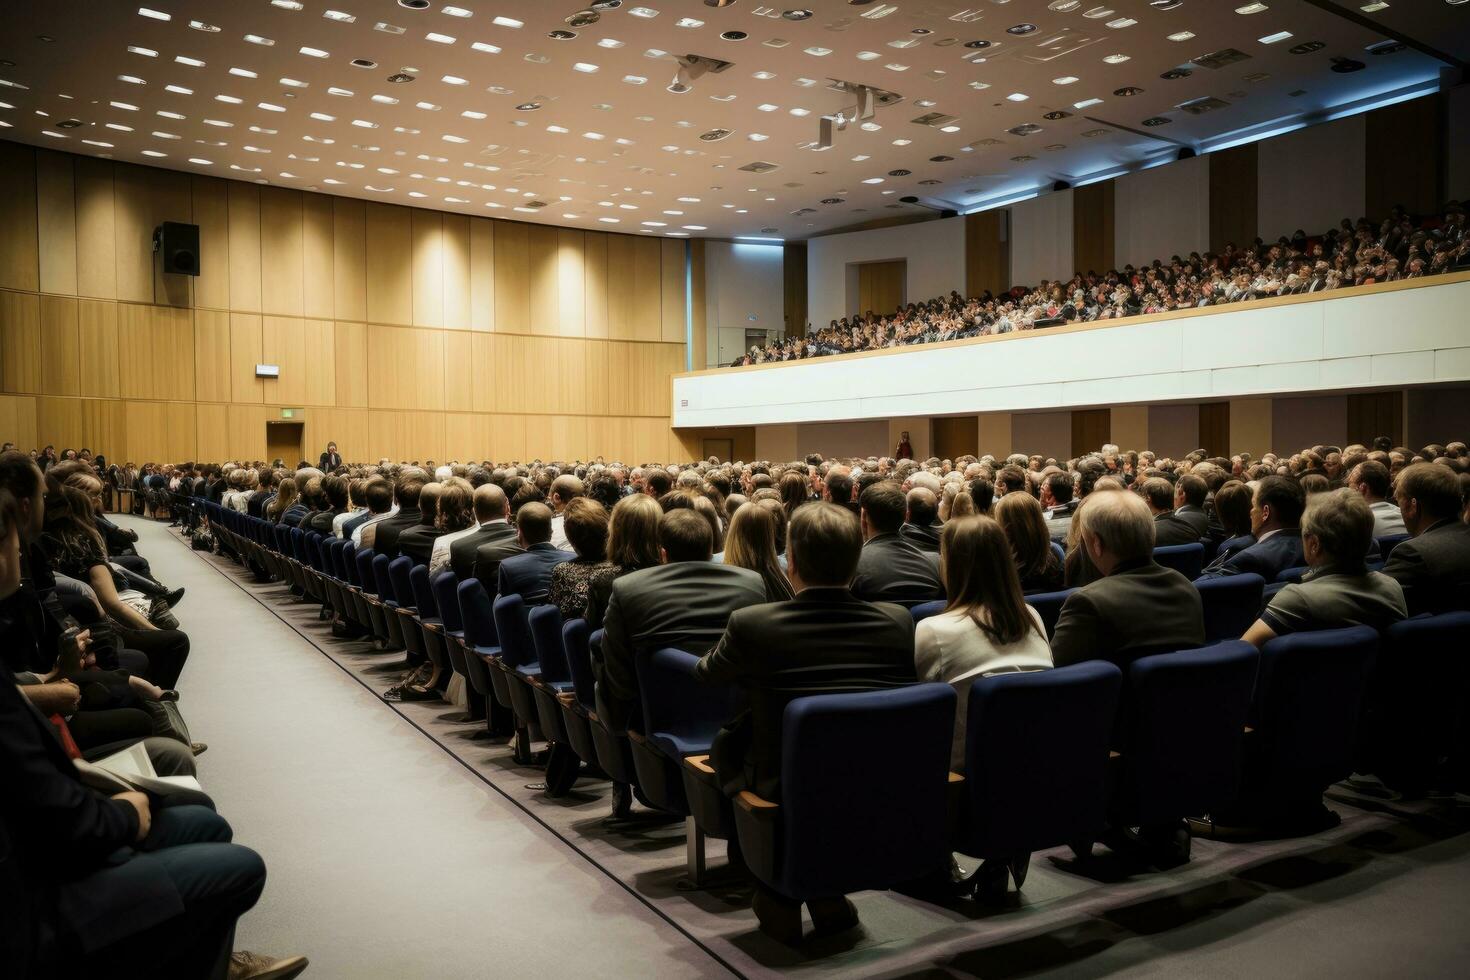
[280,408,296,419]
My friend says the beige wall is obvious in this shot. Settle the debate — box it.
[1229,398,1274,457]
[0,140,688,463]
[754,424,798,463]
[1272,396,1348,454]
[978,412,1012,459]
[1147,404,1200,460]
[888,417,931,461]
[1110,405,1149,453]
[1406,386,1470,448]
[1010,412,1071,462]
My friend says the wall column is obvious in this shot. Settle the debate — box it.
[1229,398,1274,457]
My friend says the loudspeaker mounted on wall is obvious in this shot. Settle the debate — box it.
[153,221,201,276]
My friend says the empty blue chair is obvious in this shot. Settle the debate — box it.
[527,604,571,743]
[955,661,1122,894]
[430,572,474,704]
[387,556,422,659]
[1110,641,1258,864]
[910,599,946,630]
[1154,543,1204,581]
[1027,588,1077,640]
[734,684,955,944]
[583,628,640,797]
[1372,612,1470,792]
[1195,573,1266,643]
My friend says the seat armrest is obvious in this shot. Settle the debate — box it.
[685,754,715,776]
[946,772,966,840]
[736,790,779,816]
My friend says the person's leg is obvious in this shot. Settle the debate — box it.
[65,707,153,751]
[113,553,154,578]
[115,646,151,676]
[81,735,198,777]
[114,627,190,690]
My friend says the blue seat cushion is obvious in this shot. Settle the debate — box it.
[471,644,501,660]
[513,662,542,679]
[649,731,712,758]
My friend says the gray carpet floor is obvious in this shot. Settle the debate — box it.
[135,515,1470,978]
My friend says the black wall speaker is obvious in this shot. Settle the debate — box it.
[1177,146,1197,160]
[154,221,200,276]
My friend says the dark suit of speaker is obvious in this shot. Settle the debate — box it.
[597,561,768,733]
[696,587,918,800]
[1382,519,1470,615]
[469,523,522,586]
[850,532,943,604]
[1051,558,1205,672]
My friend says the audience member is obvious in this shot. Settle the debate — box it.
[1382,462,1470,614]
[1346,459,1406,538]
[721,502,795,601]
[548,498,610,620]
[993,491,1065,593]
[850,482,943,603]
[494,503,573,607]
[1197,476,1306,581]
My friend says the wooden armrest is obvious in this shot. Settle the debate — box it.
[948,771,965,784]
[421,621,442,633]
[736,790,779,813]
[1243,725,1254,734]
[685,754,715,775]
[627,730,647,745]
[1109,750,1121,759]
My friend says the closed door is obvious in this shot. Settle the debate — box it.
[266,421,304,466]
[857,260,906,315]
[1071,409,1111,458]
[933,416,978,461]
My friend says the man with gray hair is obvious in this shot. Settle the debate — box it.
[1051,490,1204,672]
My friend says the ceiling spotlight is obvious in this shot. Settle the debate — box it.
[1142,116,1171,126]
[1289,40,1326,54]
[387,73,416,83]
[1043,110,1072,120]
[699,128,732,141]
[782,9,813,19]
[887,168,910,176]
[1113,85,1143,96]
[1007,24,1037,35]
[567,9,601,26]
[549,30,577,40]
[722,30,748,40]
[399,0,430,8]
[929,154,953,162]
[964,40,991,49]
[515,102,542,110]
[820,197,844,204]
[1161,67,1193,79]
[351,58,378,68]
[1330,56,1366,72]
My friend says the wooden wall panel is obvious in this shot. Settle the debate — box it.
[164,400,197,462]
[442,214,471,330]
[229,313,264,404]
[632,237,662,343]
[965,210,1009,297]
[605,233,634,340]
[332,198,367,321]
[1198,402,1230,457]
[112,165,155,304]
[442,331,473,412]
[469,216,495,331]
[782,241,807,337]
[1366,95,1442,222]
[527,224,560,336]
[493,221,530,334]
[444,411,492,460]
[1209,142,1258,254]
[691,241,707,368]
[1072,180,1115,276]
[557,229,586,338]
[36,397,83,453]
[0,394,38,449]
[300,319,336,407]
[145,167,193,309]
[261,316,306,406]
[301,192,335,319]
[365,203,412,326]
[78,300,120,399]
[0,142,38,293]
[192,308,229,403]
[153,306,195,399]
[75,160,118,301]
[660,238,685,344]
[1071,408,1111,458]
[195,403,229,461]
[80,399,126,462]
[470,333,496,413]
[227,405,270,460]
[333,321,368,408]
[412,209,445,328]
[38,296,80,397]
[0,291,42,394]
[191,177,230,310]
[36,151,78,296]
[259,187,305,317]
[583,231,609,339]
[227,183,262,313]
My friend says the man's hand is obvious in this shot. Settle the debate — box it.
[112,791,151,841]
[23,680,81,715]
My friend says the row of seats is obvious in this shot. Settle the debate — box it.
[197,499,1466,918]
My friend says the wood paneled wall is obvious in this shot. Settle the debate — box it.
[1072,181,1115,276]
[0,141,691,463]
[964,210,1009,296]
[1209,143,1259,254]
[856,261,906,315]
[1365,94,1443,222]
[783,241,808,336]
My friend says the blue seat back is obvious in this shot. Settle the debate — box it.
[1254,626,1378,791]
[388,556,415,610]
[371,554,394,603]
[562,619,595,710]
[355,550,377,595]
[1154,543,1204,580]
[290,526,306,562]
[1195,572,1266,643]
[410,564,437,618]
[1050,541,1066,566]
[493,594,535,668]
[455,578,496,647]
[638,648,743,752]
[328,539,349,579]
[528,604,569,682]
[433,571,462,632]
[961,662,1121,858]
[910,599,946,630]
[1122,641,1259,825]
[1376,534,1409,561]
[1274,565,1308,584]
[776,685,955,898]
[1027,588,1077,639]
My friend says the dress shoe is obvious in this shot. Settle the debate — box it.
[228,951,309,980]
[190,742,208,756]
[165,586,186,608]
[751,887,802,946]
[808,895,859,936]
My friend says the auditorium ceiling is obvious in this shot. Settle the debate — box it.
[0,1,1460,239]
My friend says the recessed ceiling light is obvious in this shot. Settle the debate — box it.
[245,34,275,46]
[1259,31,1293,44]
[1007,92,1029,101]
[860,121,881,131]
[573,62,599,73]
[118,74,147,85]
[229,67,258,78]
[493,15,525,27]
[141,149,166,157]
[105,122,133,131]
[442,74,468,84]
[426,32,456,44]
[1049,0,1082,9]
[110,101,138,110]
[281,78,308,89]
[443,5,472,16]
[176,55,206,68]
[1167,31,1195,41]
[1007,24,1037,35]
[804,46,833,56]
[214,94,242,104]
[682,224,707,230]
[1074,97,1103,108]
[202,118,232,127]
[310,111,336,121]
[271,0,304,8]
[137,6,170,20]
[128,45,158,57]
[1103,53,1131,63]
[1359,1,1389,10]
[189,20,221,32]
[940,124,960,132]
[752,70,776,80]
[323,9,355,22]
[156,109,184,119]
[300,46,330,58]
[152,130,180,138]
[862,177,884,184]
[676,17,704,28]
[1107,18,1138,29]
[583,131,604,139]
[1236,2,1270,12]
[327,86,354,96]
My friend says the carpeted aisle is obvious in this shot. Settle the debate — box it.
[135,514,1470,979]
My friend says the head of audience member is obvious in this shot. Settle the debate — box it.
[1213,481,1253,539]
[689,494,724,552]
[473,483,510,524]
[1251,475,1307,537]
[1078,489,1155,576]
[778,471,808,518]
[995,464,1028,496]
[949,490,977,519]
[1139,477,1176,516]
[786,501,862,593]
[723,502,792,600]
[643,469,672,499]
[606,494,662,570]
[1040,472,1073,512]
[1393,462,1461,537]
[658,509,714,564]
[437,483,473,532]
[823,468,855,507]
[1301,488,1374,571]
[939,516,1042,645]
[270,477,300,517]
[858,481,906,541]
[994,488,1057,583]
[550,474,585,515]
[968,477,995,515]
[1346,459,1392,505]
[416,483,443,527]
[585,473,622,511]
[515,501,554,548]
[724,492,748,524]
[395,469,429,510]
[562,497,609,562]
[0,452,44,543]
[1174,473,1207,512]
[906,487,938,528]
[754,497,789,556]
[1299,472,1331,497]
[363,477,393,516]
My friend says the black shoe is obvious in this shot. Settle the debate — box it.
[165,587,186,608]
[808,895,859,937]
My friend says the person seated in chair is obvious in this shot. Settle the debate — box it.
[1196,476,1306,581]
[1382,462,1470,614]
[493,503,572,607]
[695,501,918,942]
[850,482,942,603]
[1243,488,1406,647]
[1141,477,1203,548]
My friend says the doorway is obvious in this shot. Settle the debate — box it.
[266,421,305,467]
[701,438,734,463]
[853,260,906,317]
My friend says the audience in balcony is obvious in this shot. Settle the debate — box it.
[732,202,1470,366]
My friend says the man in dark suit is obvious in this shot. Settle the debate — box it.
[596,510,768,734]
[1196,476,1306,581]
[899,487,942,553]
[1141,477,1202,548]
[396,482,447,567]
[696,501,916,942]
[467,485,522,584]
[1383,462,1470,614]
[368,469,428,560]
[318,441,342,471]
[850,481,942,603]
[246,468,273,519]
[345,476,392,544]
[1170,474,1211,539]
[0,658,302,979]
[494,503,572,605]
[303,476,340,535]
[1052,490,1205,671]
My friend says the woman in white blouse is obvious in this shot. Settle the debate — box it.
[916,516,1053,769]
